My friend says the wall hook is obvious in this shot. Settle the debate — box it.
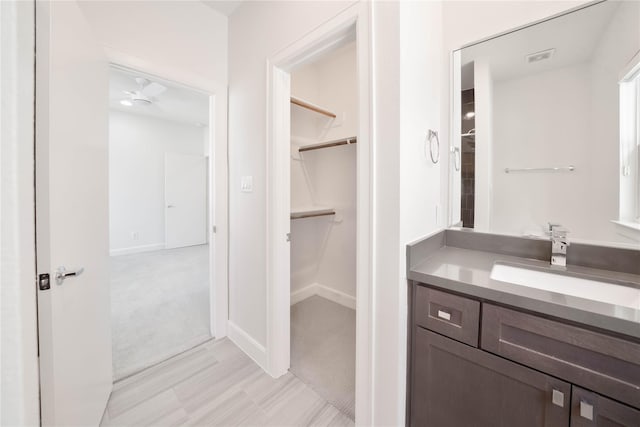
[451,146,461,171]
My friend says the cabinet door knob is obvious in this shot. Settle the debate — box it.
[551,389,564,407]
[580,401,594,421]
[437,310,451,321]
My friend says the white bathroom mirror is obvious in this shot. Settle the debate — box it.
[450,0,640,246]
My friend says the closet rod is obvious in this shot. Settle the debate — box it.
[290,211,336,220]
[298,136,357,153]
[290,96,337,118]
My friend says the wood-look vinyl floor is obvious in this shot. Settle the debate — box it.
[101,338,354,427]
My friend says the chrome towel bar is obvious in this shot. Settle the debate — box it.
[504,165,575,174]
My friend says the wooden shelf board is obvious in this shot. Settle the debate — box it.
[290,207,336,220]
[290,96,336,118]
[298,136,357,153]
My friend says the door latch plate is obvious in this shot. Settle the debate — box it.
[39,273,51,291]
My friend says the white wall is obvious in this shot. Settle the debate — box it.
[377,2,444,424]
[491,63,591,236]
[369,4,403,422]
[109,111,207,254]
[0,1,40,425]
[442,1,589,51]
[290,42,357,299]
[77,1,227,86]
[292,42,359,141]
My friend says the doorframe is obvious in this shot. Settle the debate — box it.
[0,0,40,424]
[265,3,373,424]
[448,50,462,227]
[106,52,229,339]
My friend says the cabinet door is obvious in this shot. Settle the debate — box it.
[570,386,640,427]
[411,327,571,427]
[482,304,640,409]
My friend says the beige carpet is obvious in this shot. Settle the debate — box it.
[110,245,211,380]
[290,296,356,420]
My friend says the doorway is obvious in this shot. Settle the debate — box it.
[34,3,228,424]
[266,3,372,424]
[107,66,212,379]
[289,40,358,419]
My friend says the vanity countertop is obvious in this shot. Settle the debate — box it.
[408,230,640,340]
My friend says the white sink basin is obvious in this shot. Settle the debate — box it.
[490,263,640,310]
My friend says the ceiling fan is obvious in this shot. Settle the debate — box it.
[120,77,167,107]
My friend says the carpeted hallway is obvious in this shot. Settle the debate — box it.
[290,296,356,421]
[110,244,211,380]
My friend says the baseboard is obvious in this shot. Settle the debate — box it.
[109,243,165,256]
[291,283,356,310]
[315,283,357,310]
[227,321,267,370]
[290,284,318,305]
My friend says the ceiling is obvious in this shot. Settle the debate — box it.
[201,0,243,16]
[109,67,210,126]
[460,1,619,89]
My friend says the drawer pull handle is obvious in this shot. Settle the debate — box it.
[437,310,451,321]
[551,389,564,407]
[580,401,594,420]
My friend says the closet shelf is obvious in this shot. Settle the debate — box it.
[298,136,357,153]
[290,207,336,220]
[290,96,337,118]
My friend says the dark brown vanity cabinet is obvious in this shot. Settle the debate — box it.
[570,387,640,427]
[411,328,571,427]
[408,283,640,427]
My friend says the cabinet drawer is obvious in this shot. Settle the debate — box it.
[411,328,571,427]
[415,285,480,347]
[482,304,640,409]
[570,386,640,427]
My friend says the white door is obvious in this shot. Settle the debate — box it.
[165,153,208,249]
[35,2,112,426]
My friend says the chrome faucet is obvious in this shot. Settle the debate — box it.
[549,223,569,267]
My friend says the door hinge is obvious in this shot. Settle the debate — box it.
[38,273,50,291]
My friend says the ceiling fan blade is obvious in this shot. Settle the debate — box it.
[142,82,167,97]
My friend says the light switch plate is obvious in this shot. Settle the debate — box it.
[241,176,253,192]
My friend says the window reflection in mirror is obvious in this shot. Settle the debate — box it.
[618,54,640,228]
[451,0,640,246]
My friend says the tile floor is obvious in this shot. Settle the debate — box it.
[100,338,354,426]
